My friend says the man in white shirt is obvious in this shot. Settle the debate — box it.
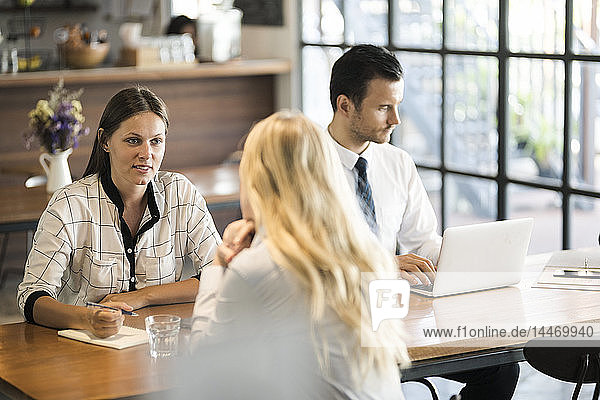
[327,44,519,400]
[328,46,440,286]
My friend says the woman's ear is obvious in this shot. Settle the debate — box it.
[98,128,110,152]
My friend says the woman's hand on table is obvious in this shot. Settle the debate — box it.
[215,219,255,267]
[86,301,130,338]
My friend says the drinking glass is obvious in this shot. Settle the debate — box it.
[145,315,181,358]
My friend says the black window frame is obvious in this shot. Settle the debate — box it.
[300,0,600,249]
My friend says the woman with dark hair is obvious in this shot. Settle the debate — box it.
[166,15,197,55]
[17,86,220,338]
[166,15,196,36]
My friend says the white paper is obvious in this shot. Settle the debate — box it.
[58,325,148,350]
[536,266,600,286]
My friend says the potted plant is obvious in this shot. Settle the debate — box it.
[23,78,89,193]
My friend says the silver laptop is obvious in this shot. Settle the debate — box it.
[411,218,534,297]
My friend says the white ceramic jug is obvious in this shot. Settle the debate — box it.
[39,148,73,194]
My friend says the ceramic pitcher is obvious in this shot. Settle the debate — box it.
[39,148,73,194]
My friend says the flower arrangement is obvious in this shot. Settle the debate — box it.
[24,78,89,154]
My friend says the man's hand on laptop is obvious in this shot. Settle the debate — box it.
[396,254,436,285]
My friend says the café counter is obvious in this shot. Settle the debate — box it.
[0,59,291,186]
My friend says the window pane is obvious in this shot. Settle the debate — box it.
[508,0,565,54]
[508,184,562,254]
[446,174,497,228]
[445,55,498,175]
[508,58,564,184]
[302,46,343,128]
[573,0,600,55]
[445,0,498,51]
[392,52,442,166]
[302,0,344,44]
[392,0,442,49]
[570,195,600,248]
[571,61,600,191]
[302,0,322,43]
[171,0,198,17]
[344,0,388,45]
[418,168,442,235]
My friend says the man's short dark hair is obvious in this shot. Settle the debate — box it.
[329,44,403,112]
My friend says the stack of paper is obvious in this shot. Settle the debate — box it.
[534,247,600,291]
[58,325,148,350]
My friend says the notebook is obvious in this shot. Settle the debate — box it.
[411,218,534,297]
[58,325,148,350]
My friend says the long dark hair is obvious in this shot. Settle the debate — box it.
[83,86,169,178]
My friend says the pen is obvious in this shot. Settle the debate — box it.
[85,301,138,316]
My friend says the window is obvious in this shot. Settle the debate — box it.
[301,0,600,253]
[171,0,199,17]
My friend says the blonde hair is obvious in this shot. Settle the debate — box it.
[240,110,409,379]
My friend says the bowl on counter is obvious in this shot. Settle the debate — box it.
[63,42,110,69]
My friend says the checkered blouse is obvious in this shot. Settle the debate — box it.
[17,171,221,322]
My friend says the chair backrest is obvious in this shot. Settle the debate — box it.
[524,341,600,383]
[524,339,600,400]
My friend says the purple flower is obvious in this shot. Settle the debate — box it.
[23,80,89,154]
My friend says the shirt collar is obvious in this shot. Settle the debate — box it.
[328,134,373,171]
[100,170,159,221]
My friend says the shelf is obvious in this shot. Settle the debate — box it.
[0,58,292,87]
[0,4,97,12]
[6,16,46,41]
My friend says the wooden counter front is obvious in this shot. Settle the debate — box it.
[0,59,290,187]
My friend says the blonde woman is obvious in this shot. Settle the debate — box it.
[188,111,409,399]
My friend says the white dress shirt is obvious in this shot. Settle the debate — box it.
[331,138,442,263]
[17,171,220,321]
[188,237,405,400]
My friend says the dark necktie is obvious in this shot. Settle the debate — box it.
[354,157,378,234]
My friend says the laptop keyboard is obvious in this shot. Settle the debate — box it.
[411,284,433,292]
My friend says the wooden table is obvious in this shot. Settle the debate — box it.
[0,164,240,234]
[0,303,194,400]
[2,254,600,398]
[402,253,600,379]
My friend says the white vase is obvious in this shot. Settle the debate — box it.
[39,148,73,194]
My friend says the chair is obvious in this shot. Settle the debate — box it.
[403,378,463,400]
[0,232,9,288]
[524,338,600,399]
[404,378,440,400]
[0,174,46,288]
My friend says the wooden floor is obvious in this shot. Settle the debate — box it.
[0,237,596,399]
